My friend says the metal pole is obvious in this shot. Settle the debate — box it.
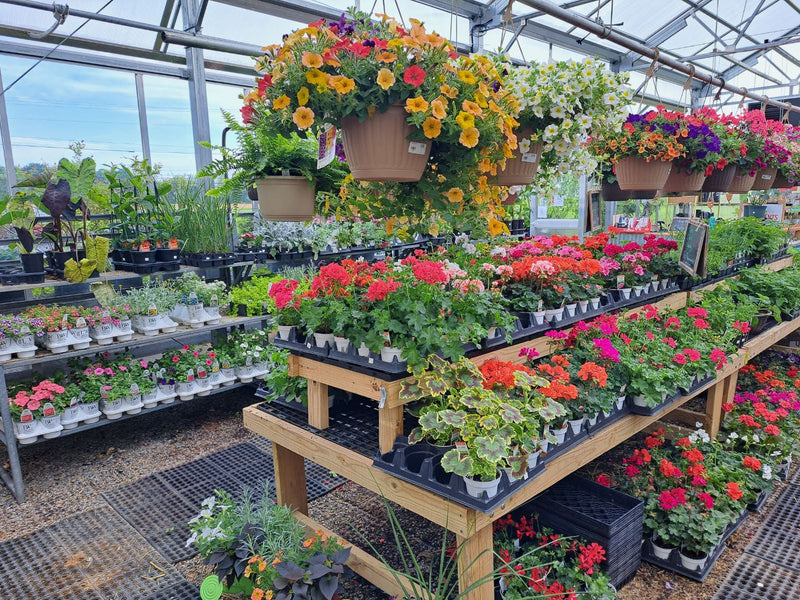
[518,0,800,115]
[134,73,152,162]
[577,174,587,242]
[160,31,263,57]
[0,366,25,502]
[181,0,213,171]
[0,67,16,192]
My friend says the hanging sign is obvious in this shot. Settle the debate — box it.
[317,124,337,169]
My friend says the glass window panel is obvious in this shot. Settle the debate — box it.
[142,74,195,176]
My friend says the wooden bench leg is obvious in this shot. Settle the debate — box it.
[704,377,725,439]
[273,443,309,515]
[378,404,404,454]
[457,522,494,600]
[307,380,330,430]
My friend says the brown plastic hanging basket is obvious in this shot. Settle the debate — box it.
[255,176,316,222]
[750,167,777,191]
[614,156,672,191]
[600,181,632,201]
[660,167,707,194]
[701,164,736,192]
[494,134,543,186]
[340,104,430,182]
[773,173,795,189]
[728,167,756,193]
[502,191,520,206]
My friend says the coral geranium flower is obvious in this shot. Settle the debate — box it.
[292,106,314,130]
[422,117,442,139]
[272,94,290,110]
[403,65,427,87]
[301,51,323,68]
[405,96,429,113]
[459,127,479,148]
[376,68,395,91]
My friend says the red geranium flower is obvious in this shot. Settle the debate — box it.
[403,65,427,87]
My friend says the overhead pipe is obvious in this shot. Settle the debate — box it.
[518,0,800,115]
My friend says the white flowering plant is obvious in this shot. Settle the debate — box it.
[501,57,631,181]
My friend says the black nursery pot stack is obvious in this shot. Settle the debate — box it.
[523,475,644,589]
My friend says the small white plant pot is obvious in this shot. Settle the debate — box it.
[577,300,589,313]
[590,297,601,310]
[220,368,236,382]
[157,386,176,404]
[565,303,577,318]
[532,311,546,325]
[567,417,585,435]
[333,336,350,353]
[504,468,523,483]
[660,278,669,289]
[602,409,612,419]
[115,319,133,341]
[204,305,221,324]
[14,334,36,358]
[70,326,91,350]
[157,314,178,333]
[208,371,222,388]
[90,323,115,345]
[39,414,63,438]
[80,401,101,423]
[632,395,649,408]
[236,365,255,383]
[487,326,500,339]
[196,378,211,396]
[186,304,205,328]
[651,280,661,292]
[46,330,71,353]
[357,342,370,358]
[101,398,125,419]
[620,288,632,300]
[176,381,196,401]
[125,394,143,414]
[540,439,550,454]
[313,332,334,348]
[587,413,599,427]
[13,419,40,444]
[0,338,13,362]
[553,424,568,444]
[679,550,708,571]
[527,450,541,470]
[277,325,295,341]
[253,361,269,379]
[543,309,559,323]
[616,395,626,411]
[142,389,159,408]
[463,474,501,499]
[650,538,675,561]
[61,405,83,429]
[633,285,644,297]
[380,346,403,363]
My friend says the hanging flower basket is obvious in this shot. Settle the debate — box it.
[727,167,756,194]
[614,156,672,191]
[701,164,736,192]
[494,134,543,186]
[660,167,706,194]
[773,173,795,189]
[255,176,315,222]
[750,167,778,191]
[600,180,632,202]
[340,104,430,182]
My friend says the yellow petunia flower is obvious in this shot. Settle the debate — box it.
[474,92,489,108]
[462,100,483,116]
[457,70,477,85]
[440,84,458,99]
[375,52,397,63]
[305,68,328,86]
[272,94,291,110]
[331,76,355,94]
[422,117,442,139]
[445,187,464,203]
[455,111,475,130]
[488,217,509,237]
[376,68,396,91]
[296,87,309,106]
[301,52,323,68]
[459,127,480,148]
[430,99,447,119]
[405,96,429,113]
[292,106,315,130]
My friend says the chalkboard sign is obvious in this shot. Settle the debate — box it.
[678,219,708,276]
[585,190,601,232]
[671,217,690,234]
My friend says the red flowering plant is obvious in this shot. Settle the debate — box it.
[494,516,614,600]
[269,277,313,328]
[7,379,66,421]
[717,109,775,175]
[642,234,681,281]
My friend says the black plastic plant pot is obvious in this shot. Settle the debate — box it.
[20,252,44,273]
[156,248,181,262]
[131,250,158,264]
[47,250,84,271]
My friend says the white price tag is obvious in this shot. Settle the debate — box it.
[408,141,428,155]
[521,153,538,163]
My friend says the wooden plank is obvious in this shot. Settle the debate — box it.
[723,370,739,406]
[273,444,308,514]
[742,315,800,358]
[690,256,794,302]
[705,377,726,438]
[668,407,706,427]
[292,511,410,599]
[294,357,403,404]
[456,523,494,600]
[243,406,477,535]
[378,404,404,454]
[307,380,330,430]
[763,256,794,272]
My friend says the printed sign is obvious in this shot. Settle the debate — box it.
[317,123,337,169]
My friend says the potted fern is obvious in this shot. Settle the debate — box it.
[200,112,347,222]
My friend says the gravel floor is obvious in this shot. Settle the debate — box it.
[1,388,793,600]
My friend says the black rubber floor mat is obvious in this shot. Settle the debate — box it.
[103,442,346,564]
[0,505,196,600]
[744,486,800,572]
[713,554,800,600]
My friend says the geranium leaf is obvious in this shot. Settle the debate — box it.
[474,435,508,462]
[440,448,473,476]
[438,409,467,427]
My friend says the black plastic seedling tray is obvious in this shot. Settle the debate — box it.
[541,426,589,463]
[0,271,46,285]
[586,403,630,435]
[373,436,546,513]
[112,260,180,274]
[629,373,717,416]
[641,535,727,583]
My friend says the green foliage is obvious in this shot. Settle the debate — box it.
[261,348,308,405]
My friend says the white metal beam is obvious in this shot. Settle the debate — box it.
[134,73,152,162]
[181,0,212,171]
[0,67,16,192]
